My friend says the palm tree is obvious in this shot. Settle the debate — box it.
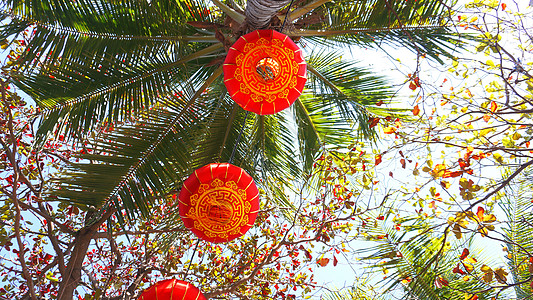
[0,0,464,298]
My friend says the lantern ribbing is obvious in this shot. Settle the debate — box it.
[223,30,307,115]
[178,163,259,243]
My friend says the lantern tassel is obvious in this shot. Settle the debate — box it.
[280,0,296,33]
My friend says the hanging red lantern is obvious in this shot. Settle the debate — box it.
[178,163,259,243]
[223,29,307,115]
[138,279,206,300]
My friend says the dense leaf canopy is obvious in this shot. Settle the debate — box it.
[0,0,463,217]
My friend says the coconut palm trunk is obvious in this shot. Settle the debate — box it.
[245,0,291,29]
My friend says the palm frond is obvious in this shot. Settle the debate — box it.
[26,43,224,143]
[499,166,533,298]
[356,212,499,300]
[244,112,300,206]
[358,224,446,299]
[48,66,223,216]
[5,0,214,31]
[191,100,300,207]
[294,0,467,63]
[14,23,217,74]
[304,49,398,141]
[49,107,191,215]
[322,282,383,300]
[2,0,222,142]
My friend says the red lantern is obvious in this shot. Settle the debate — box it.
[138,279,206,300]
[223,29,307,115]
[178,163,259,243]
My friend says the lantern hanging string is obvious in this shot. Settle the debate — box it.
[184,239,201,279]
[280,0,296,33]
[229,110,250,164]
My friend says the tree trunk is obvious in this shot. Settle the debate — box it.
[245,0,292,29]
[57,209,115,300]
[57,227,96,300]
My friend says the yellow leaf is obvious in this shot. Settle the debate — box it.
[395,119,402,127]
[464,293,476,300]
[431,164,446,178]
[458,218,469,228]
[447,216,455,226]
[480,265,492,273]
[375,154,382,166]
[479,128,494,136]
[482,271,493,283]
[478,226,489,237]
[483,214,497,222]
[453,224,462,239]
[384,127,396,134]
[494,268,508,283]
[427,160,433,168]
[464,263,474,272]
[459,178,472,189]
[493,153,504,164]
[464,257,477,264]
[490,101,498,112]
[441,180,451,189]
[46,271,59,282]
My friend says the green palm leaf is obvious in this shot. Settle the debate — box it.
[296,0,467,63]
[189,95,300,207]
[49,66,223,216]
[302,50,402,147]
[500,167,533,299]
[4,0,221,141]
[357,213,500,300]
[25,43,224,142]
